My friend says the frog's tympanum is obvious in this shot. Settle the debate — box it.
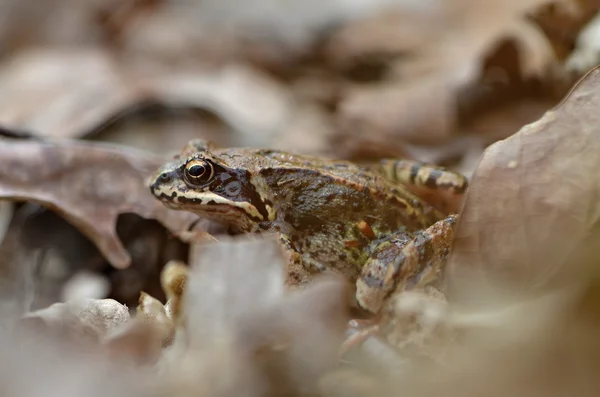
[149,139,467,315]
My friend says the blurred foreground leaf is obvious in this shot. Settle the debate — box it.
[158,235,351,397]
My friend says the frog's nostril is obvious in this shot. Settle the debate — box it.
[159,172,171,181]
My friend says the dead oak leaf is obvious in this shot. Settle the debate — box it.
[446,66,600,300]
[0,137,201,269]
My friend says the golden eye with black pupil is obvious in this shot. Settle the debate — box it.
[184,159,214,184]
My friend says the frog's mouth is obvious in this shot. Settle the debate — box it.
[149,182,266,223]
[162,200,182,210]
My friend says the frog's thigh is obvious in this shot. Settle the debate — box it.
[356,214,457,314]
[379,159,468,213]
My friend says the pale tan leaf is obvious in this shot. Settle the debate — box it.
[447,66,600,299]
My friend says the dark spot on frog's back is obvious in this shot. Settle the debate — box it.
[425,169,444,189]
[286,212,324,231]
[410,163,420,184]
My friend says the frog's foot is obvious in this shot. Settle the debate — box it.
[379,159,468,214]
[340,318,381,357]
[135,260,189,348]
[160,260,189,321]
[355,214,457,314]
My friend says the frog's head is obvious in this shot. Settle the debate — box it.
[149,139,275,232]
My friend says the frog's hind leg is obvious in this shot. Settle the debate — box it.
[356,214,457,314]
[379,159,468,214]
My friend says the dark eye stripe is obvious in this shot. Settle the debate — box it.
[234,170,270,221]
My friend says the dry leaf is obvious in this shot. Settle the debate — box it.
[0,48,138,139]
[104,317,167,366]
[565,10,600,75]
[415,0,571,81]
[0,137,200,269]
[0,325,146,397]
[323,8,442,74]
[337,77,456,149]
[0,47,333,154]
[159,235,351,397]
[447,66,600,299]
[331,0,577,157]
[19,298,130,344]
[391,281,600,397]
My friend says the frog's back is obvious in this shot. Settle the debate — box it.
[216,147,397,192]
[216,148,440,229]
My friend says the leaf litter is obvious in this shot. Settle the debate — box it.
[0,136,202,269]
[1,0,600,396]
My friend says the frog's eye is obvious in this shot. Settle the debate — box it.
[184,159,214,185]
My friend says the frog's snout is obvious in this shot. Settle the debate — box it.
[149,170,175,197]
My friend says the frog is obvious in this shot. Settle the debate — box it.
[148,139,468,316]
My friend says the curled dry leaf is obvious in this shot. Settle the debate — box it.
[159,235,351,397]
[331,0,576,157]
[447,66,600,299]
[19,298,130,344]
[0,137,201,269]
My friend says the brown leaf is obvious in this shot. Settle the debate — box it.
[0,48,138,139]
[0,137,200,269]
[336,77,456,149]
[161,235,351,397]
[446,66,600,299]
[331,0,575,157]
[414,0,571,81]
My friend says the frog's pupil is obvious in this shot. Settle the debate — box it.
[188,164,205,177]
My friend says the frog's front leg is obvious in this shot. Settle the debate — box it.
[355,214,457,314]
[275,232,320,289]
[379,159,468,214]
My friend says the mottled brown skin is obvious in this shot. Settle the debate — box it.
[149,139,467,314]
